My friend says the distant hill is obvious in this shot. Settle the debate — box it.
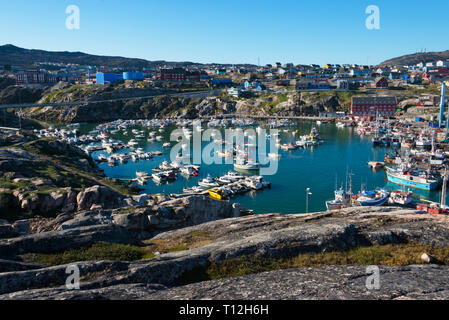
[0,44,201,69]
[380,50,449,67]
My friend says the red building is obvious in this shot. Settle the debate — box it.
[158,68,200,81]
[351,96,397,117]
[158,68,186,81]
[15,70,54,84]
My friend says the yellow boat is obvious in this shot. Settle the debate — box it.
[208,188,225,200]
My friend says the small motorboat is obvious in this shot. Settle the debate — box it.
[234,159,260,171]
[136,171,148,178]
[198,175,219,188]
[208,188,226,200]
[367,161,385,170]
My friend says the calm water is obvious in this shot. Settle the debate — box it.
[79,121,447,214]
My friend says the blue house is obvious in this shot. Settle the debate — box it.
[96,72,123,84]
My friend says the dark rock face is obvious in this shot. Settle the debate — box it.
[0,85,44,104]
[0,259,43,273]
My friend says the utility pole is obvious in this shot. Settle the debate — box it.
[442,167,448,209]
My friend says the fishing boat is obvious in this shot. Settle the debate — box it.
[388,190,413,206]
[386,165,440,191]
[352,189,390,207]
[208,188,226,200]
[326,188,353,210]
[390,138,401,147]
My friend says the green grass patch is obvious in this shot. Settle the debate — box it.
[25,242,148,266]
[168,245,189,253]
[177,244,449,285]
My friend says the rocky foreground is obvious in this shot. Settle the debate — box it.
[1,206,449,300]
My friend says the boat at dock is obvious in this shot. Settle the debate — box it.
[388,190,413,206]
[352,189,390,207]
[208,188,226,200]
[198,175,219,188]
[326,187,353,210]
[386,165,441,191]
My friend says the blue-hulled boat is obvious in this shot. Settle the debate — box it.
[386,166,440,191]
[352,189,390,207]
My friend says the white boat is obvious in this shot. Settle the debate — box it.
[163,142,171,148]
[234,159,260,171]
[159,161,173,170]
[127,139,138,148]
[183,186,203,194]
[136,177,147,185]
[180,165,199,177]
[136,171,148,178]
[388,190,413,206]
[198,175,219,188]
[152,172,167,183]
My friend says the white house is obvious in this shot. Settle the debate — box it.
[437,60,449,67]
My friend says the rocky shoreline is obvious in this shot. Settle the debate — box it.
[1,206,449,299]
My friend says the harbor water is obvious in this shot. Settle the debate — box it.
[79,121,448,214]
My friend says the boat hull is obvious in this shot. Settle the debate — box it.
[353,195,389,207]
[386,172,439,191]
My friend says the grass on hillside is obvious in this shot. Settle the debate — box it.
[177,243,449,285]
[22,242,152,266]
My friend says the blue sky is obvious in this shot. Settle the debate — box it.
[0,0,448,65]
